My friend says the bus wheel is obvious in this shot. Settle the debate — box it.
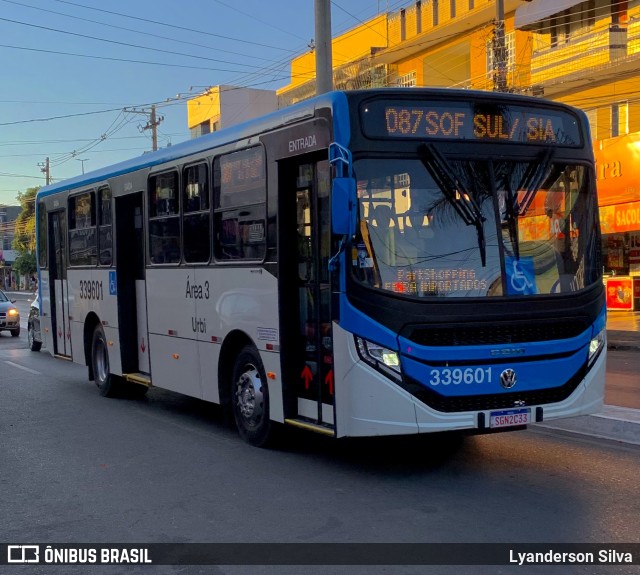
[231,346,272,447]
[91,325,120,397]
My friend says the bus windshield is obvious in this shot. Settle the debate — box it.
[351,155,600,298]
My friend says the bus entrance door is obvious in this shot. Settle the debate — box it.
[115,192,149,376]
[48,210,71,357]
[280,158,335,434]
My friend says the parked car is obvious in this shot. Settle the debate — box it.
[27,294,42,351]
[0,289,20,337]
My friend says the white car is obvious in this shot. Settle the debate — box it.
[27,294,42,351]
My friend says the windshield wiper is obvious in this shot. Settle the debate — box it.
[515,148,555,216]
[418,143,487,266]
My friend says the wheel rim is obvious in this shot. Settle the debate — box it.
[234,364,264,429]
[94,338,109,383]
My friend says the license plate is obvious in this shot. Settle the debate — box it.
[489,408,531,428]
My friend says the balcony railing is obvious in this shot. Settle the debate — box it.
[530,24,627,85]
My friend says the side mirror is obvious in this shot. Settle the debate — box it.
[331,177,357,237]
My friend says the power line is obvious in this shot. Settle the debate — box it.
[50,0,297,52]
[0,0,281,64]
[0,43,269,77]
[0,16,268,69]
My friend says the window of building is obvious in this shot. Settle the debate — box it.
[149,171,180,264]
[401,9,406,41]
[397,71,417,87]
[98,187,112,266]
[611,0,626,25]
[416,1,422,34]
[183,163,210,263]
[450,0,456,19]
[584,108,597,140]
[585,0,596,28]
[550,17,558,47]
[486,32,515,81]
[68,191,97,266]
[190,120,211,139]
[433,0,439,26]
[611,102,628,137]
[213,147,266,261]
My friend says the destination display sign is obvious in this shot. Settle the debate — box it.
[361,100,582,145]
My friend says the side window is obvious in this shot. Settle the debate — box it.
[183,163,210,263]
[37,201,47,268]
[213,147,266,261]
[68,191,97,266]
[98,187,112,266]
[148,171,180,264]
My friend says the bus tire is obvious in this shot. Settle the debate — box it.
[91,324,120,397]
[231,346,272,447]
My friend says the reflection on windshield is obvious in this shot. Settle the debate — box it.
[352,157,600,298]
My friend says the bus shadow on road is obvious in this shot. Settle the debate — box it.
[273,427,475,473]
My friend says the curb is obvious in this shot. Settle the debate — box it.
[533,405,640,446]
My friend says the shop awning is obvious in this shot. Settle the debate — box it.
[515,0,585,30]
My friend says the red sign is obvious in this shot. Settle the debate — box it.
[605,277,634,310]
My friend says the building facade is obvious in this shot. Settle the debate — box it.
[0,205,20,289]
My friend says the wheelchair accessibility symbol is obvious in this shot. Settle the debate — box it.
[109,271,117,295]
[505,256,537,295]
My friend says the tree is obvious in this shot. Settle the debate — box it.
[11,186,39,279]
[12,187,39,253]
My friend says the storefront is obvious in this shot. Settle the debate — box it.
[594,132,640,310]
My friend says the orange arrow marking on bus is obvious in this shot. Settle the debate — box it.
[325,369,334,395]
[301,365,313,389]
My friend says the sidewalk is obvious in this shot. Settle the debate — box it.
[606,310,640,351]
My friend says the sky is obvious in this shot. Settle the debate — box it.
[0,0,409,206]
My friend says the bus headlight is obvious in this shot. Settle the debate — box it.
[355,337,401,381]
[587,327,605,367]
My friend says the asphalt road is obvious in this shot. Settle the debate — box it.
[0,326,638,575]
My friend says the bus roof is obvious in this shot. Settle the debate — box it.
[37,90,351,199]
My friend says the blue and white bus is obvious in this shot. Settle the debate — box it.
[34,88,606,446]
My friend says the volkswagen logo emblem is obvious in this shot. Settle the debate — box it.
[500,368,517,389]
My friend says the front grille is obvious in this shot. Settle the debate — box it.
[404,364,586,413]
[410,318,588,346]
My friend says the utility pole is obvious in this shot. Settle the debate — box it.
[38,157,50,185]
[314,0,333,95]
[125,105,164,151]
[493,0,508,92]
[147,105,159,151]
